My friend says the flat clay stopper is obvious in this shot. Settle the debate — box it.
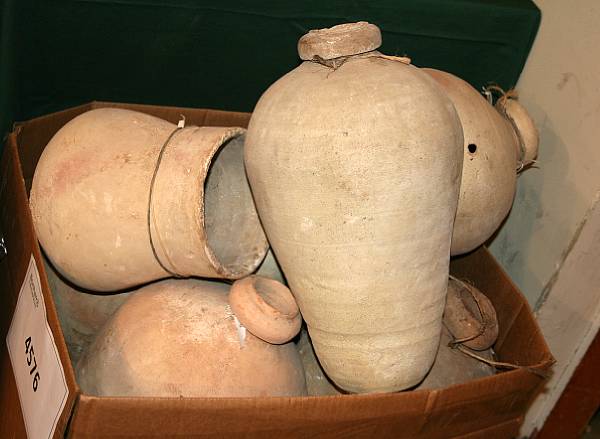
[298,21,382,61]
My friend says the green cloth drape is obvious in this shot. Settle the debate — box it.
[0,0,540,140]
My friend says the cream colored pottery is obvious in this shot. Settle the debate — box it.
[245,22,464,393]
[298,313,495,394]
[424,69,538,255]
[30,108,267,291]
[76,278,307,397]
[496,97,539,164]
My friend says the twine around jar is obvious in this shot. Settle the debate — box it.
[446,276,550,379]
[310,53,411,72]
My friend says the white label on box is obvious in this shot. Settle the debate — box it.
[6,255,69,439]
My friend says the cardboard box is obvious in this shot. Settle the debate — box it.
[1,102,554,438]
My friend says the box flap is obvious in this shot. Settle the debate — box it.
[69,365,540,438]
[91,101,252,129]
[0,134,79,438]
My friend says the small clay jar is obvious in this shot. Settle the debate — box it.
[228,275,301,344]
[30,108,268,291]
[245,22,463,393]
[43,258,129,364]
[444,277,499,351]
[77,278,307,397]
[423,69,539,255]
[495,97,539,164]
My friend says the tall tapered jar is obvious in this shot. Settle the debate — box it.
[244,22,464,393]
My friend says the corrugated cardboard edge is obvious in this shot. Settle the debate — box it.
[0,132,29,438]
[90,101,252,128]
[1,132,79,439]
[451,248,555,372]
[67,365,544,438]
[3,102,554,439]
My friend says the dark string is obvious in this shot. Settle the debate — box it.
[147,127,184,277]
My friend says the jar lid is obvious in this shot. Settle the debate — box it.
[229,275,302,344]
[298,21,382,61]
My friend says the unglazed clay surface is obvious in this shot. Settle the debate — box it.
[229,275,301,344]
[245,24,463,393]
[298,21,382,61]
[77,279,307,397]
[496,97,540,164]
[30,108,267,291]
[424,69,521,255]
[444,277,499,351]
[298,326,495,394]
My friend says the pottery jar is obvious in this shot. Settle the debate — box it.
[77,278,307,397]
[244,22,464,392]
[496,96,539,165]
[30,108,268,291]
[297,303,496,394]
[423,69,539,255]
[444,276,499,351]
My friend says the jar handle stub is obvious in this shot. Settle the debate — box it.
[229,275,302,344]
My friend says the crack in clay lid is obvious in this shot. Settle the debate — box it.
[298,21,382,61]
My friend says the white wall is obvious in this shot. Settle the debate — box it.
[486,0,600,435]
[489,0,600,308]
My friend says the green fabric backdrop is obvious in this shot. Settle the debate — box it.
[0,0,540,140]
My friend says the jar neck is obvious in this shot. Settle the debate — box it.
[149,126,268,279]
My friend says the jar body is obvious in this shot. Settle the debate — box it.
[245,54,463,392]
[76,279,307,397]
[30,108,267,291]
[424,69,519,255]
